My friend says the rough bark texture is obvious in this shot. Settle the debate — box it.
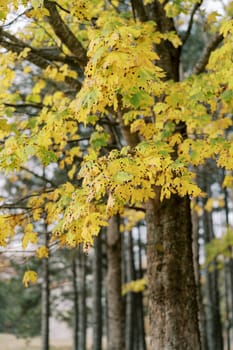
[146,195,200,350]
[44,0,87,67]
[107,216,125,350]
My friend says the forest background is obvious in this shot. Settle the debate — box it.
[0,0,233,349]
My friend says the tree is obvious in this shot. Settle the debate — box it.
[0,1,233,349]
[0,271,41,338]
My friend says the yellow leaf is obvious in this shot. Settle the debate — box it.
[23,270,38,287]
[122,278,147,295]
[37,246,49,259]
[223,175,233,188]
[205,198,214,212]
[18,47,31,59]
[22,230,38,249]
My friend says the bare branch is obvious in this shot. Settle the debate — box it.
[20,166,57,187]
[1,188,54,209]
[182,0,203,44]
[1,8,32,28]
[4,102,43,109]
[193,32,224,74]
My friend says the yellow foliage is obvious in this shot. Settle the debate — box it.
[37,246,49,259]
[122,278,147,295]
[23,270,38,288]
[22,224,38,249]
[223,175,233,188]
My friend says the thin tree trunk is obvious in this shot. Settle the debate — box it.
[92,235,103,350]
[192,207,208,350]
[202,191,223,350]
[72,254,78,350]
[146,195,200,349]
[107,215,125,350]
[223,174,232,349]
[224,259,231,350]
[137,226,146,350]
[101,229,108,345]
[79,251,87,350]
[41,229,50,350]
[125,230,135,350]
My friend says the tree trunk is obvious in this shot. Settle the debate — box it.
[224,260,231,350]
[107,215,125,350]
[202,180,223,350]
[92,235,103,350]
[41,230,50,350]
[136,226,146,350]
[72,254,79,350]
[223,173,233,348]
[192,207,208,350]
[78,251,87,350]
[146,195,200,349]
[125,230,136,350]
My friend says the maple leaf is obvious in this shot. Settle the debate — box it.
[37,246,49,259]
[23,270,38,288]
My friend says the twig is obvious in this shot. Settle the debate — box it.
[182,1,203,45]
[1,8,32,28]
[20,166,57,187]
[193,32,224,74]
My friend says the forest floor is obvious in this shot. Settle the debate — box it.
[0,319,104,349]
[0,334,72,349]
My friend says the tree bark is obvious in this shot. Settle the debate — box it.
[107,215,125,350]
[125,230,136,350]
[192,209,208,350]
[202,182,223,350]
[78,251,87,350]
[41,229,50,350]
[72,254,79,350]
[136,226,146,350]
[146,195,200,349]
[92,235,103,350]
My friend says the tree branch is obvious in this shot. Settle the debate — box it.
[20,166,57,188]
[4,102,43,109]
[131,0,147,22]
[0,28,81,89]
[1,8,32,28]
[182,0,203,44]
[193,32,224,74]
[44,0,87,68]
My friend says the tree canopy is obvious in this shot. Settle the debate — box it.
[0,1,233,348]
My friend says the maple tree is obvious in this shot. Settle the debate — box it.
[0,0,233,349]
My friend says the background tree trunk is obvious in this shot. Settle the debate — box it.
[192,209,208,350]
[125,230,136,350]
[72,254,79,350]
[78,251,87,350]
[92,235,103,350]
[41,229,50,350]
[136,227,147,350]
[202,178,223,350]
[107,215,125,350]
